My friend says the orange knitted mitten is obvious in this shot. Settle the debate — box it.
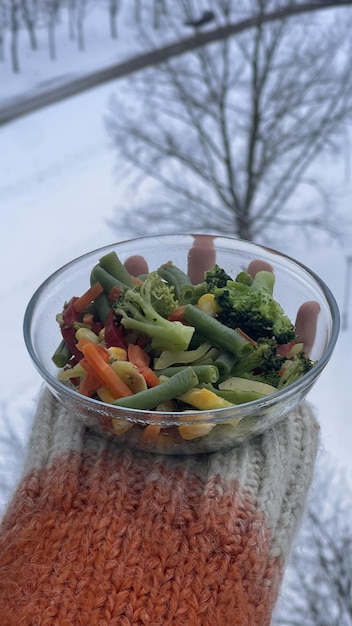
[0,389,319,626]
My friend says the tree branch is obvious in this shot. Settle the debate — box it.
[2,1,352,124]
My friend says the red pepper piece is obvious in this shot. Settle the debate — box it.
[60,297,83,360]
[104,309,127,349]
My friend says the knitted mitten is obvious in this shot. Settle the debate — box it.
[0,388,319,626]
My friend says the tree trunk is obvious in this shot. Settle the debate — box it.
[68,0,76,40]
[77,22,84,51]
[11,28,19,73]
[10,3,20,73]
[110,8,118,39]
[153,0,167,30]
[27,23,37,50]
[0,38,4,62]
[48,20,56,60]
[76,1,85,51]
[134,0,141,24]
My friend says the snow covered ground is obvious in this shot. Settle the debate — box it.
[1,4,352,505]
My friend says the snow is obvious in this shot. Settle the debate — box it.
[1,3,352,504]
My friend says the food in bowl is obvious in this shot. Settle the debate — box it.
[24,235,340,454]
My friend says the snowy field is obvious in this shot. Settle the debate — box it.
[1,4,352,504]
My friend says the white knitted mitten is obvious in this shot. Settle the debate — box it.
[0,388,319,626]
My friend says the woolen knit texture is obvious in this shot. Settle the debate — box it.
[0,388,319,626]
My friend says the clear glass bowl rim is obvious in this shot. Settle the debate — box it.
[23,234,341,427]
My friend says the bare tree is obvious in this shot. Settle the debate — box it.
[107,0,122,39]
[274,456,352,626]
[152,0,167,29]
[106,0,352,242]
[43,0,62,60]
[66,0,76,40]
[8,0,20,72]
[20,0,39,50]
[75,0,86,50]
[133,0,168,27]
[0,0,6,61]
[134,0,141,24]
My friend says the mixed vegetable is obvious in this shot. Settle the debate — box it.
[52,251,316,440]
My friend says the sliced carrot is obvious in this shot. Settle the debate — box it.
[80,357,101,376]
[76,337,109,359]
[131,276,144,286]
[139,424,162,444]
[81,342,132,398]
[82,313,94,326]
[127,343,150,369]
[235,327,257,346]
[127,343,160,387]
[109,285,122,304]
[277,339,296,357]
[140,367,160,388]
[79,371,101,397]
[73,282,104,313]
[167,305,186,323]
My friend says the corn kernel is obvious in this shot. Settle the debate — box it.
[178,388,232,411]
[97,386,116,403]
[178,419,215,440]
[108,347,127,361]
[112,418,134,435]
[197,293,220,316]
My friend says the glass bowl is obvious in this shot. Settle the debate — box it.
[23,234,340,455]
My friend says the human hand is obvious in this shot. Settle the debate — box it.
[125,234,320,355]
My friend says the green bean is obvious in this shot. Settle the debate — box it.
[113,366,199,410]
[157,263,192,300]
[214,351,239,380]
[93,292,111,324]
[99,251,134,288]
[182,304,254,359]
[179,282,208,304]
[90,265,126,294]
[156,364,219,384]
[201,383,267,404]
[52,339,71,368]
[188,330,211,350]
[89,267,115,323]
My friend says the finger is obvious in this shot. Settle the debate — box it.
[247,260,320,355]
[124,250,319,356]
[187,235,216,284]
[124,255,149,277]
[247,260,273,277]
[294,301,321,356]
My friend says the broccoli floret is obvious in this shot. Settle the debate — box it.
[241,369,282,388]
[235,271,253,286]
[230,337,286,386]
[277,349,315,389]
[113,272,194,352]
[214,270,296,344]
[205,264,234,292]
[237,342,315,389]
[146,272,179,318]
